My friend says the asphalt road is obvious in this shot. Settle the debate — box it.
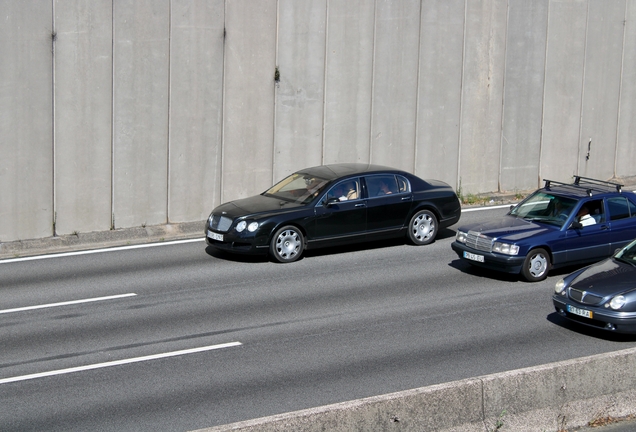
[1,207,635,432]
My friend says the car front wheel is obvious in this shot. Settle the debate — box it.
[270,226,304,263]
[407,210,438,245]
[521,248,550,282]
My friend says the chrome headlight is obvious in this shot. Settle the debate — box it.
[235,221,247,232]
[456,230,467,243]
[609,295,626,310]
[555,278,566,295]
[247,221,259,232]
[493,242,519,255]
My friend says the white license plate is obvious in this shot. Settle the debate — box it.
[208,230,223,241]
[463,251,485,262]
[567,305,593,319]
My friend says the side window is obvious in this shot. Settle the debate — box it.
[575,199,604,226]
[608,197,632,221]
[396,175,410,193]
[326,179,360,202]
[366,175,399,197]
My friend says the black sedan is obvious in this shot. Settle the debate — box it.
[205,163,461,262]
[553,238,636,334]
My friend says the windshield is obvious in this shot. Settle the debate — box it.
[263,173,330,205]
[510,191,577,227]
[615,239,636,266]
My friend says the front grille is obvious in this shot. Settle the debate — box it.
[210,215,233,232]
[465,231,493,252]
[569,288,604,305]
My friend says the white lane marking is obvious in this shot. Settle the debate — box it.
[462,204,513,212]
[0,293,138,315]
[0,238,205,264]
[0,342,242,385]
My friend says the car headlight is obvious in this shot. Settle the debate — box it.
[555,278,566,295]
[456,230,467,243]
[247,221,259,232]
[235,221,247,232]
[609,295,626,310]
[493,242,519,255]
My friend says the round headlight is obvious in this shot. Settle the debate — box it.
[555,278,566,295]
[235,221,247,232]
[609,295,626,310]
[248,221,259,232]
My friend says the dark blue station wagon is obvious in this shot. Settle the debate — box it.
[451,177,636,282]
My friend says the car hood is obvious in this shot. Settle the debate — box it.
[213,194,303,219]
[460,215,550,241]
[570,258,636,295]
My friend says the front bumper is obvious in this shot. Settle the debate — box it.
[205,226,269,255]
[553,295,636,334]
[451,241,526,274]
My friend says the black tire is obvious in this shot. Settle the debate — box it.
[270,225,304,263]
[521,248,551,282]
[407,210,438,245]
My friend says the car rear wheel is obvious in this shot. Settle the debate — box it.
[521,248,550,282]
[270,226,304,263]
[407,210,438,245]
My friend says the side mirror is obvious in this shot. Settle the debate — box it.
[570,221,583,230]
[325,197,339,207]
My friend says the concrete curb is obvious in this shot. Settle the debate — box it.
[0,220,206,260]
[194,347,636,432]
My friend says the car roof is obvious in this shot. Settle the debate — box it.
[296,163,405,181]
[541,176,625,200]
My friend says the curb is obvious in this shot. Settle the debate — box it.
[193,347,636,432]
[0,220,206,260]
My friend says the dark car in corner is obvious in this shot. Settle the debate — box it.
[206,163,461,263]
[553,238,636,334]
[451,176,636,281]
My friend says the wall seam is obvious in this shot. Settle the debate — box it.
[321,0,329,165]
[51,0,56,236]
[498,0,510,193]
[576,0,591,176]
[111,0,116,229]
[272,0,279,184]
[538,0,551,186]
[614,0,629,178]
[220,0,227,203]
[412,0,423,175]
[368,0,378,163]
[457,0,467,192]
[166,0,172,223]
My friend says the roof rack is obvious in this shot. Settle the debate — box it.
[543,176,623,196]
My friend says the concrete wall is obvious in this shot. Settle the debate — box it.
[196,347,636,432]
[1,0,635,243]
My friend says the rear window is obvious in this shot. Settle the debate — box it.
[607,197,636,221]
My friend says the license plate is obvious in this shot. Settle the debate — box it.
[463,251,485,262]
[208,230,223,241]
[567,305,593,319]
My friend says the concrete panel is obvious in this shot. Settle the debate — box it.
[369,0,421,172]
[0,2,53,242]
[274,0,327,181]
[168,0,225,222]
[113,0,170,228]
[459,0,508,195]
[500,0,548,192]
[222,0,277,200]
[54,0,113,235]
[616,0,636,178]
[416,0,464,188]
[578,0,625,179]
[540,0,587,183]
[323,0,375,164]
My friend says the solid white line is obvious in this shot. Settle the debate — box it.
[0,342,243,385]
[462,204,513,212]
[0,238,205,264]
[0,293,138,315]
